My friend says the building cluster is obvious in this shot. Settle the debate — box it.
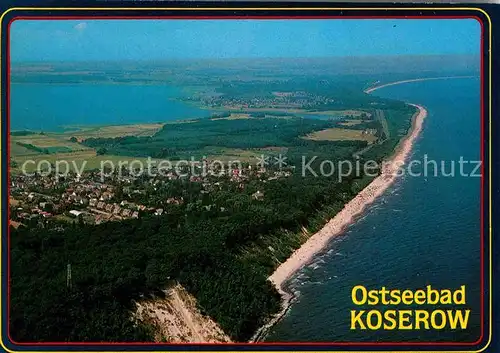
[10,173,153,227]
[9,161,293,229]
[200,91,335,110]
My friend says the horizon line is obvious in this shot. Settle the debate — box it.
[10,53,481,65]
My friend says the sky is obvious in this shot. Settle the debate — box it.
[10,19,481,62]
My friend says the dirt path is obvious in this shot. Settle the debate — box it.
[375,109,390,140]
[134,284,231,343]
[171,288,204,342]
[352,109,388,158]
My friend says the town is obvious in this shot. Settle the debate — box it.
[196,90,337,110]
[9,159,293,229]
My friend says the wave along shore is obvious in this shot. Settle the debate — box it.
[250,83,429,342]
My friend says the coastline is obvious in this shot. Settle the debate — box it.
[251,89,428,342]
[364,75,476,94]
[269,103,426,288]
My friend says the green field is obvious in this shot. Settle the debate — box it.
[302,127,378,143]
[11,124,168,173]
[12,151,162,174]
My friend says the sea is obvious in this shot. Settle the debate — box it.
[10,83,209,131]
[265,77,482,342]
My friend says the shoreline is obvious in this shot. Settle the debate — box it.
[269,103,426,289]
[251,91,428,342]
[364,75,476,94]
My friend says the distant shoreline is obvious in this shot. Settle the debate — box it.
[251,80,431,343]
[364,75,477,94]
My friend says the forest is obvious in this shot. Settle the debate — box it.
[10,77,417,342]
[81,116,348,159]
[11,167,367,342]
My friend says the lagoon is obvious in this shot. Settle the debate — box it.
[10,83,209,131]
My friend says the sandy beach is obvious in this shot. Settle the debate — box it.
[269,103,427,289]
[251,91,428,341]
[364,75,475,94]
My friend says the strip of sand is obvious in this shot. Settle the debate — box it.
[364,75,476,94]
[269,103,426,289]
[251,96,428,342]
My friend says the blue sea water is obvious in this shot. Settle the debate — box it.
[266,77,481,343]
[10,83,209,131]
